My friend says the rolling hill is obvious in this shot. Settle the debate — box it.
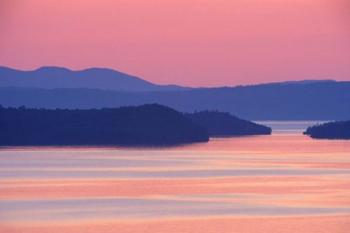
[0,66,188,92]
[1,66,349,120]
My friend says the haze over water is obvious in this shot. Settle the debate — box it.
[1,122,349,233]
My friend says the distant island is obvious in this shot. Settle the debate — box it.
[0,104,208,146]
[304,121,350,139]
[186,111,271,136]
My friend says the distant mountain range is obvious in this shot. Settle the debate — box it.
[1,66,349,120]
[0,66,189,92]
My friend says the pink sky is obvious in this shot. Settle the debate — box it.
[0,0,349,87]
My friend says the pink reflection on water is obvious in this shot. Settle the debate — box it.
[0,123,350,232]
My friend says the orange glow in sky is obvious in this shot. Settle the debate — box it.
[0,0,349,86]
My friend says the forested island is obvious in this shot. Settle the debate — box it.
[0,104,272,146]
[304,121,350,139]
[0,104,208,146]
[186,111,271,136]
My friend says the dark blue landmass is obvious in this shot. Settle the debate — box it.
[186,111,271,136]
[0,104,208,146]
[1,80,349,120]
[304,121,350,139]
[0,104,273,146]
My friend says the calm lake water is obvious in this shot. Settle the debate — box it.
[0,121,349,233]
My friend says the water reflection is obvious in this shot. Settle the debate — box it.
[0,122,349,232]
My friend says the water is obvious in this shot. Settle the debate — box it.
[0,121,349,233]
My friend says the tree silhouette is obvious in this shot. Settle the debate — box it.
[0,104,208,146]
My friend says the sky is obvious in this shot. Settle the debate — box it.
[0,0,349,87]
